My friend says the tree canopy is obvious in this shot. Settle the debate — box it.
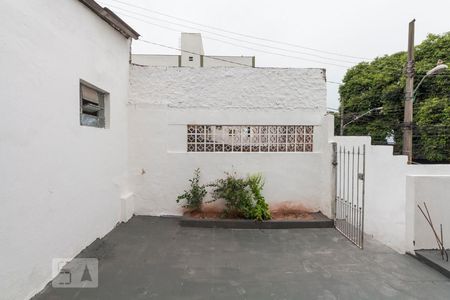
[338,32,450,163]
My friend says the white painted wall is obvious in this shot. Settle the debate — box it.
[132,54,179,66]
[405,175,450,252]
[180,33,204,67]
[203,56,254,67]
[330,136,450,253]
[0,1,132,299]
[129,65,333,217]
[132,54,255,67]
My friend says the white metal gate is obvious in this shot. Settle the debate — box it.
[334,144,366,249]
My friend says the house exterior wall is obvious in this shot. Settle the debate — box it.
[331,136,450,253]
[132,54,255,67]
[132,54,180,66]
[203,56,254,67]
[128,65,333,217]
[180,33,204,67]
[0,1,132,299]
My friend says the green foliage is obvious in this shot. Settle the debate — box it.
[416,97,450,162]
[247,174,271,221]
[210,172,271,221]
[339,32,450,162]
[176,168,207,211]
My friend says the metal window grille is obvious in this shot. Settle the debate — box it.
[187,125,314,152]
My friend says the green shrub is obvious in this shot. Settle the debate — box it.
[176,168,207,211]
[247,174,271,221]
[210,172,271,221]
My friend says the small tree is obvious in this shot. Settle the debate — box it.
[176,168,207,211]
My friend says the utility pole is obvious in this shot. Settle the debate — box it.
[340,97,344,136]
[403,19,415,163]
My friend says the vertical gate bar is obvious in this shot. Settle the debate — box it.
[343,146,346,235]
[332,143,336,220]
[337,146,341,224]
[343,146,346,232]
[338,147,341,230]
[361,144,366,249]
[341,146,344,228]
[340,147,343,223]
[352,146,355,243]
[345,149,350,236]
[356,146,361,247]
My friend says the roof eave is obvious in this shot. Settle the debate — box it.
[78,0,140,40]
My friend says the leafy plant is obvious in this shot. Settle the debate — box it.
[176,168,207,211]
[209,172,271,220]
[247,174,271,221]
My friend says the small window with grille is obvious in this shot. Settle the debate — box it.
[80,82,108,128]
[187,125,314,152]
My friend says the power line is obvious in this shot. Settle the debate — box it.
[137,39,252,67]
[116,11,352,68]
[102,0,370,60]
[103,3,359,65]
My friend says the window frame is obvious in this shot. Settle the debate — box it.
[79,80,109,129]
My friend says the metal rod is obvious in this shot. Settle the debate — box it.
[361,145,366,249]
[424,202,444,256]
[347,149,350,238]
[352,147,355,243]
[347,150,351,239]
[356,146,361,246]
[417,203,444,254]
[343,146,346,233]
[441,224,444,259]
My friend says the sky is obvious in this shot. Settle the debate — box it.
[100,0,450,110]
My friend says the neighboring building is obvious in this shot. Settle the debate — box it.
[132,33,256,67]
[0,1,138,299]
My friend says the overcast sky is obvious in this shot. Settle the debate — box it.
[100,0,449,109]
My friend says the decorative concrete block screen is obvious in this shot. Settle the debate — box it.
[187,125,314,152]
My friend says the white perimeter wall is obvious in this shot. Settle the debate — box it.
[331,136,450,253]
[0,1,131,299]
[128,66,334,217]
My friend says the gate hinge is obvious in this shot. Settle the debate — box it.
[358,173,364,180]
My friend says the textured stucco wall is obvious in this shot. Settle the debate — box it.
[128,65,332,218]
[0,1,131,299]
[130,66,327,111]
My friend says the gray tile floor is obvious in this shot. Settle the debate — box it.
[34,216,450,300]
